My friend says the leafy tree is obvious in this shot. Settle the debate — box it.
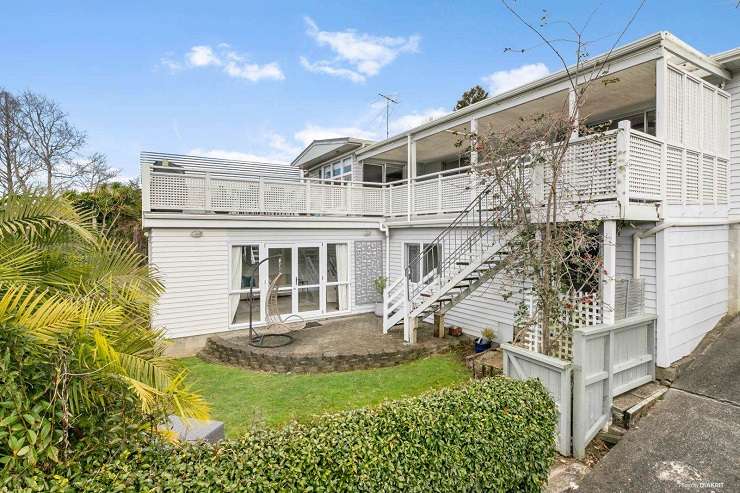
[66,181,145,254]
[0,192,207,476]
[454,85,489,111]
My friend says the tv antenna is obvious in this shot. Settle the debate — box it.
[378,93,399,138]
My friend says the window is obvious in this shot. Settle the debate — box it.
[404,242,440,283]
[229,245,261,325]
[588,109,656,136]
[321,157,353,183]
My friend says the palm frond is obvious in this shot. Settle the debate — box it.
[0,240,43,284]
[0,192,95,244]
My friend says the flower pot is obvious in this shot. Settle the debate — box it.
[374,302,383,317]
[474,340,492,353]
[449,326,463,337]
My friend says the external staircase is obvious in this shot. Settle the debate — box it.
[382,178,520,342]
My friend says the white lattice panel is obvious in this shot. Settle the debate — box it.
[685,77,701,149]
[716,94,729,158]
[685,151,700,202]
[523,291,602,361]
[628,133,662,201]
[150,173,206,210]
[717,159,728,204]
[388,184,408,216]
[263,181,306,214]
[352,186,384,215]
[210,178,259,213]
[310,183,346,214]
[702,155,715,204]
[440,174,473,212]
[557,132,618,201]
[667,67,684,144]
[413,179,439,213]
[666,146,683,204]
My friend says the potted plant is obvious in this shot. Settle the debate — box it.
[373,276,387,317]
[474,327,496,353]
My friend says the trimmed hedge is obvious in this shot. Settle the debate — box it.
[11,377,557,492]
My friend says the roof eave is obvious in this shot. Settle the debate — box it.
[358,31,672,159]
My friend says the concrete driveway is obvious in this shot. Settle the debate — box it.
[578,317,740,492]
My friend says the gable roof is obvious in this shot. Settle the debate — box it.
[292,137,374,169]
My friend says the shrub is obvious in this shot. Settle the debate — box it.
[10,377,557,492]
[0,193,207,479]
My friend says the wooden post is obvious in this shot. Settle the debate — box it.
[568,87,579,139]
[306,179,312,215]
[437,173,443,213]
[409,316,418,344]
[434,313,445,338]
[615,120,631,218]
[602,220,617,325]
[407,135,416,220]
[470,118,479,166]
[655,55,669,209]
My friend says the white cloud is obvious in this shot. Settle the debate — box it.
[299,57,365,83]
[187,45,220,67]
[301,17,420,83]
[163,44,285,82]
[390,107,448,134]
[482,63,550,96]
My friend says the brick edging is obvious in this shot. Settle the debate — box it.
[198,336,464,373]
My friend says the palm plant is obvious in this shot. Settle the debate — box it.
[0,192,207,473]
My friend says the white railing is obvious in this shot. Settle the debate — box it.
[143,123,669,217]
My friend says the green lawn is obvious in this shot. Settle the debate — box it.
[181,354,470,438]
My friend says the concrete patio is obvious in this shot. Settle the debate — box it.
[199,313,469,373]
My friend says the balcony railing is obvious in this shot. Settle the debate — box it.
[143,123,699,219]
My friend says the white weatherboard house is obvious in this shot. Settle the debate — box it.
[142,32,740,372]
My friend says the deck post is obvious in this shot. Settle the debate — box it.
[615,120,631,218]
[306,179,313,215]
[437,174,443,213]
[409,316,418,344]
[407,135,416,221]
[601,220,617,325]
[470,118,479,166]
[568,88,579,139]
[347,181,353,215]
[433,313,445,338]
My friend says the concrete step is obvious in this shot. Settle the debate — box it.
[611,382,668,429]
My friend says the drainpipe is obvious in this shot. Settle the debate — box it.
[632,218,740,279]
[379,222,390,278]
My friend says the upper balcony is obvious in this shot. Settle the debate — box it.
[141,121,725,223]
[142,47,731,224]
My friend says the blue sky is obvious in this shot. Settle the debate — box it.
[2,0,738,179]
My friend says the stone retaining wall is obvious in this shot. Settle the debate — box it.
[199,336,464,373]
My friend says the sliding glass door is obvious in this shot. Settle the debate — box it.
[296,245,322,314]
[229,242,350,328]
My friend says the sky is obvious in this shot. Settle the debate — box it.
[2,0,738,179]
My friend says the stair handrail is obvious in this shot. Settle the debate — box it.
[404,169,524,303]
